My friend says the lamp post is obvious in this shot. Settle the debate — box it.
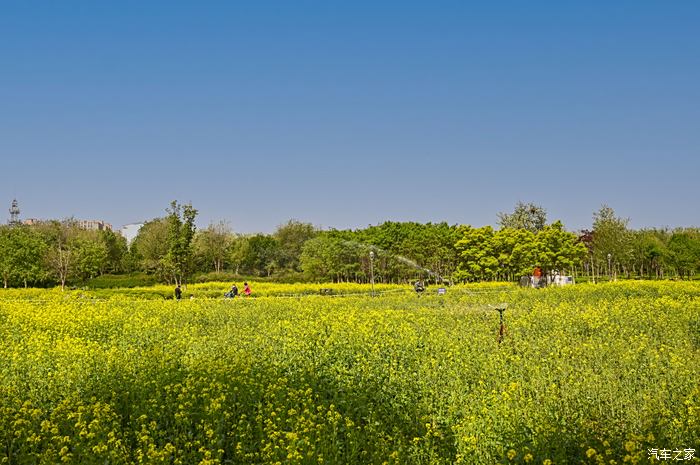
[369,251,375,297]
[607,253,612,280]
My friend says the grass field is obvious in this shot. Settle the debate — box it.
[0,282,698,464]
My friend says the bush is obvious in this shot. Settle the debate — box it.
[84,273,159,289]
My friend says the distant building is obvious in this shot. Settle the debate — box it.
[6,201,114,232]
[22,218,114,231]
[77,220,113,231]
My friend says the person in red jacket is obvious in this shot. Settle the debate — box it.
[532,267,543,287]
[243,282,252,297]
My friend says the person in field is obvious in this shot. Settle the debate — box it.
[414,280,425,295]
[174,284,182,300]
[532,267,543,288]
[243,282,251,296]
[225,283,239,298]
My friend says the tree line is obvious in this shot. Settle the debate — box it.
[0,220,127,289]
[0,201,698,288]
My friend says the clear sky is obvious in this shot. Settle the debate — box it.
[1,1,698,233]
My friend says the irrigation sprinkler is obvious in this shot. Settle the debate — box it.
[369,251,375,297]
[495,303,508,344]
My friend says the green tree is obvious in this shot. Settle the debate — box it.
[300,236,339,282]
[497,202,547,233]
[228,235,250,275]
[667,230,700,279]
[0,227,17,287]
[300,235,367,283]
[348,221,460,283]
[491,227,536,280]
[42,221,76,290]
[100,229,128,274]
[454,226,499,282]
[70,235,109,282]
[241,234,280,277]
[630,229,669,278]
[163,201,198,285]
[13,227,49,287]
[195,221,233,273]
[129,218,170,278]
[592,205,632,280]
[274,220,317,272]
[532,221,587,278]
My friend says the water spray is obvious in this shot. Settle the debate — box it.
[340,239,449,285]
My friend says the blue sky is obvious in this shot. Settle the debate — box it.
[1,1,698,233]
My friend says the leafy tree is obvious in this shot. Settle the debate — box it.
[497,202,547,233]
[348,221,460,283]
[592,205,632,279]
[300,235,368,283]
[12,227,49,287]
[129,218,170,278]
[532,221,587,277]
[629,229,669,278]
[164,201,198,285]
[42,221,76,290]
[241,234,280,277]
[453,221,584,283]
[228,235,250,275]
[454,226,499,282]
[195,221,233,273]
[274,220,317,272]
[70,235,109,282]
[667,230,700,278]
[491,227,536,279]
[100,229,128,274]
[0,227,17,287]
[422,223,461,281]
[300,236,339,282]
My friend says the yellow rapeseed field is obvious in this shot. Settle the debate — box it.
[0,281,698,464]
